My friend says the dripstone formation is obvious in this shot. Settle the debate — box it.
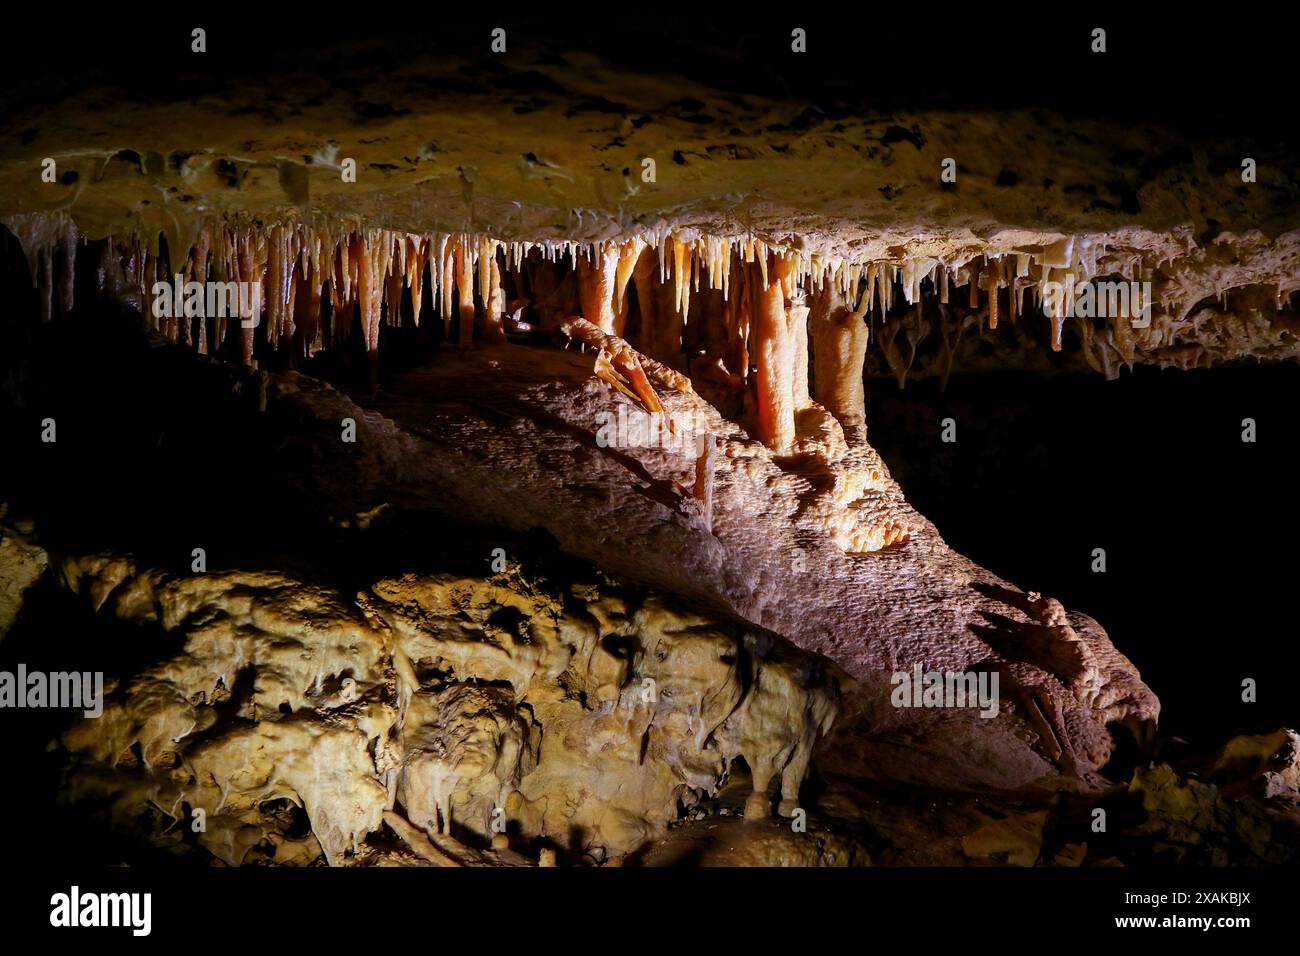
[1,30,1297,868]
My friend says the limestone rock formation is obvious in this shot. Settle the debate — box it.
[53,552,843,864]
[1,23,1295,870]
[0,512,48,638]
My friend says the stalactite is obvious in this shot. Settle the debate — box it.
[577,241,620,334]
[385,249,405,329]
[986,258,1001,330]
[39,243,55,324]
[433,234,451,333]
[723,258,751,387]
[1046,265,1066,351]
[307,233,326,353]
[60,226,77,318]
[266,225,294,349]
[210,227,230,353]
[750,252,797,452]
[901,303,930,381]
[233,230,258,368]
[789,292,811,411]
[293,265,321,358]
[877,318,909,390]
[613,237,646,336]
[188,227,208,353]
[16,210,1179,416]
[636,243,683,367]
[631,245,660,357]
[455,234,475,350]
[937,305,970,392]
[483,243,507,344]
[328,244,348,345]
[672,236,691,317]
[406,237,426,325]
[1075,314,1103,375]
[356,230,391,384]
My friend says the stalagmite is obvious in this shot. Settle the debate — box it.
[693,433,716,533]
[810,282,871,427]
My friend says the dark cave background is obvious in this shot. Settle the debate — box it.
[866,365,1300,745]
[3,10,1298,149]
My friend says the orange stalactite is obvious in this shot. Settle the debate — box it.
[455,234,475,350]
[578,242,620,335]
[750,252,797,452]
